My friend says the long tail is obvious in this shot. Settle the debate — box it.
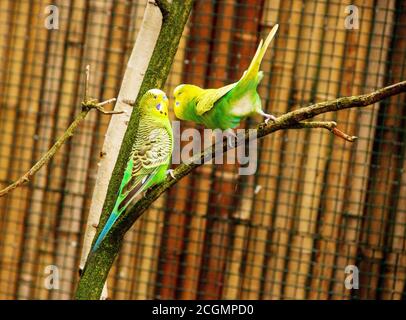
[92,207,121,252]
[91,172,157,252]
[240,24,279,82]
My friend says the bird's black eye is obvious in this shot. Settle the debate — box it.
[154,95,157,99]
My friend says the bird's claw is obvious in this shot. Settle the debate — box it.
[264,114,277,124]
[258,110,276,124]
[224,129,237,147]
[166,169,176,179]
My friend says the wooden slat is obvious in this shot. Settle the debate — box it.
[230,0,281,300]
[111,226,141,299]
[281,0,327,300]
[156,0,215,299]
[380,150,406,299]
[199,0,264,300]
[359,1,404,299]
[0,0,12,111]
[330,0,395,300]
[381,69,406,299]
[26,0,77,300]
[313,0,374,301]
[328,0,374,300]
[222,174,254,299]
[0,0,33,299]
[178,0,236,299]
[50,0,113,299]
[260,0,304,299]
[128,200,163,299]
[302,1,348,300]
[0,0,14,193]
[14,0,53,299]
[28,1,85,299]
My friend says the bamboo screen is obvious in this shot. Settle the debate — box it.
[0,0,405,300]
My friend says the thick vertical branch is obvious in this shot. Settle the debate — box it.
[78,1,164,300]
[76,0,194,300]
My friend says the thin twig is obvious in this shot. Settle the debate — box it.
[96,104,122,115]
[97,98,118,108]
[0,66,120,197]
[274,80,406,124]
[331,127,358,142]
[290,121,357,142]
[84,65,90,102]
[291,121,337,130]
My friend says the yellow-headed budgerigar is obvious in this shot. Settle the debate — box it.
[92,89,173,251]
[173,24,279,130]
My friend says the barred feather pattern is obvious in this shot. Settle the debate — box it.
[122,118,172,195]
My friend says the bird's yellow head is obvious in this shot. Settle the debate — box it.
[173,84,203,120]
[140,89,169,119]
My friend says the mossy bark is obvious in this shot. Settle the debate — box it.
[75,0,194,300]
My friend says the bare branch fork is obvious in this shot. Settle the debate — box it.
[0,65,121,197]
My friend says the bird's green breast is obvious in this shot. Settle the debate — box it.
[185,86,260,130]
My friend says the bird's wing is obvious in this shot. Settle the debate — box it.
[195,82,237,116]
[117,127,172,211]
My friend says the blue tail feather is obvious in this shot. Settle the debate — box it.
[91,170,158,252]
[92,209,120,252]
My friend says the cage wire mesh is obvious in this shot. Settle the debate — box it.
[0,0,405,300]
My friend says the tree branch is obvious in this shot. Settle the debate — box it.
[290,121,357,142]
[121,80,406,223]
[0,66,120,197]
[274,80,406,125]
[121,80,406,228]
[77,79,406,299]
[154,0,171,19]
[78,2,167,301]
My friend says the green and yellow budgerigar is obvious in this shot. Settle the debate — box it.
[92,89,173,251]
[173,24,279,130]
